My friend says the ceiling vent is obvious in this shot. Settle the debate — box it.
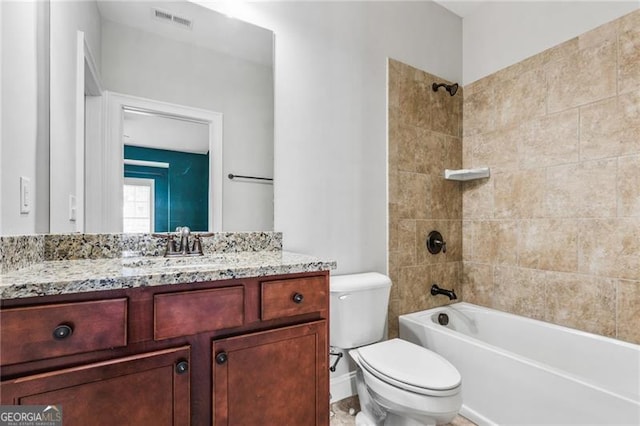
[152,8,193,30]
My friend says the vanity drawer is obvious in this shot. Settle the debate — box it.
[0,298,128,366]
[154,286,244,340]
[261,276,327,321]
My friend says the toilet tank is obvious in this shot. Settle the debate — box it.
[330,272,392,349]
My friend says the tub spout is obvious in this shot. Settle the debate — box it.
[431,284,457,300]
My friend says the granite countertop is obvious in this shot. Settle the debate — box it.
[0,251,337,299]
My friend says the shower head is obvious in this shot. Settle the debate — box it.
[432,82,459,96]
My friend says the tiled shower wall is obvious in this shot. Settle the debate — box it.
[387,59,463,338]
[462,10,640,344]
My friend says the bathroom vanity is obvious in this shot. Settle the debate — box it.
[0,236,335,425]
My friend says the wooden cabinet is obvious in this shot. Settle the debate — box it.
[213,321,328,426]
[1,347,190,426]
[0,271,329,425]
[154,286,244,340]
[261,276,327,320]
[0,298,127,365]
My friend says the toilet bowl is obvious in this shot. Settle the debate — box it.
[349,339,462,426]
[329,273,462,425]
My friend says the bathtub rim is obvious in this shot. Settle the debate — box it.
[402,302,640,352]
[399,302,640,405]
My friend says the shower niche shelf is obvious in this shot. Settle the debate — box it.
[444,167,490,181]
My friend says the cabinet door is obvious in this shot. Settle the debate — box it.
[1,346,190,426]
[213,321,328,426]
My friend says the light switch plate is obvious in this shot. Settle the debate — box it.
[20,176,31,214]
[69,194,77,222]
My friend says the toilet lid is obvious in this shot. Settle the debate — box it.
[357,338,461,391]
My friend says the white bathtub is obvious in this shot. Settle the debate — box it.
[399,302,640,426]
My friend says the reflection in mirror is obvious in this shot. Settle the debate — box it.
[122,110,210,233]
[49,0,274,234]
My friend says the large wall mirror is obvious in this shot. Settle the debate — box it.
[49,0,274,234]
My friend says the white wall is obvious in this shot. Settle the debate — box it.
[1,0,3,236]
[1,1,39,235]
[463,1,640,84]
[196,1,462,274]
[49,0,102,232]
[101,19,274,232]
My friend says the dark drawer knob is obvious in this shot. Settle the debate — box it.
[215,352,228,365]
[292,293,304,304]
[175,360,189,375]
[53,324,73,340]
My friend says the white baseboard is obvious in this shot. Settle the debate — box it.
[330,371,357,403]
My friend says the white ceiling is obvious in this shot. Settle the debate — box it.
[433,0,485,18]
[123,111,210,154]
[96,0,273,66]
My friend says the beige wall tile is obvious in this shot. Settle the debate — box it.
[415,130,442,175]
[618,9,640,33]
[494,266,546,320]
[545,272,616,336]
[580,90,640,160]
[431,179,462,220]
[429,84,463,137]
[397,171,430,219]
[471,220,518,265]
[463,88,496,136]
[578,19,618,50]
[397,75,431,129]
[462,180,493,219]
[494,169,546,219]
[388,118,400,168]
[538,37,580,66]
[388,64,401,111]
[388,253,400,301]
[518,219,579,273]
[494,68,547,129]
[397,220,416,266]
[388,169,400,206]
[545,158,617,218]
[463,73,498,98]
[618,155,640,217]
[462,220,474,260]
[430,262,462,303]
[617,279,640,344]
[399,265,433,314]
[455,12,640,344]
[471,126,519,172]
[619,28,640,94]
[462,262,494,307]
[389,202,400,225]
[441,135,463,172]
[578,219,640,280]
[519,109,579,169]
[389,60,463,328]
[462,135,473,169]
[546,40,616,113]
[395,124,420,173]
[388,298,400,339]
[389,220,399,252]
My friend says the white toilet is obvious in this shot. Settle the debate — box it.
[330,273,462,426]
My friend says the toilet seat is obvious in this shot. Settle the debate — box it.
[356,338,461,397]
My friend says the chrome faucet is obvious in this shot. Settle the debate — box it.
[431,284,457,300]
[153,227,214,257]
[176,226,191,255]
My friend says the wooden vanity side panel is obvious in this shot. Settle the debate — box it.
[154,286,244,340]
[0,298,128,366]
